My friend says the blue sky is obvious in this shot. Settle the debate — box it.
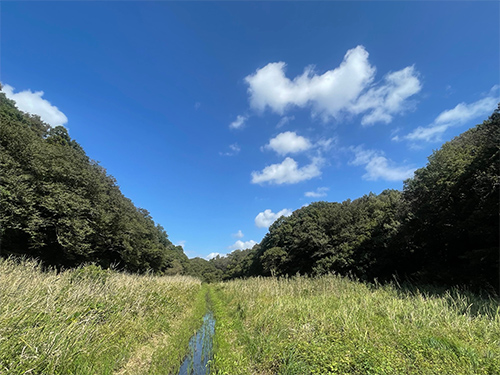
[2,1,499,259]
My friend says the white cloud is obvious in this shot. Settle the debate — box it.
[402,124,450,143]
[176,240,186,248]
[228,240,257,251]
[264,131,312,155]
[257,134,334,183]
[255,208,293,228]
[1,84,68,127]
[350,147,379,166]
[404,89,499,142]
[434,97,497,125]
[232,230,244,239]
[205,252,223,260]
[350,146,415,181]
[251,156,323,185]
[244,45,421,124]
[305,187,329,198]
[229,115,248,129]
[316,137,336,152]
[276,115,295,128]
[220,143,241,156]
[352,66,421,125]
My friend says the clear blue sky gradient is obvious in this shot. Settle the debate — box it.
[2,2,499,258]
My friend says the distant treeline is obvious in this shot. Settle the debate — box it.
[1,89,498,291]
[207,106,499,292]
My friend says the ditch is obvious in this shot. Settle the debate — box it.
[177,311,216,375]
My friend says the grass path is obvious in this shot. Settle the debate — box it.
[115,284,209,375]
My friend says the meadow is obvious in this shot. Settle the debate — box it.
[1,259,499,375]
[210,276,500,375]
[0,258,207,375]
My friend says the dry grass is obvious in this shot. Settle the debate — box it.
[0,257,202,375]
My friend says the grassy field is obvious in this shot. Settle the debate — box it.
[210,276,500,375]
[0,258,207,375]
[2,260,499,375]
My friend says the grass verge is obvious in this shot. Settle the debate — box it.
[148,284,209,374]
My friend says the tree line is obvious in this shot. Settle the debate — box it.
[0,90,192,274]
[1,87,498,291]
[209,107,499,292]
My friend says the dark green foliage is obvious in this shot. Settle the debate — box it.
[260,246,287,276]
[0,92,188,274]
[254,190,405,280]
[226,106,499,292]
[184,257,223,283]
[402,106,499,290]
[210,247,259,280]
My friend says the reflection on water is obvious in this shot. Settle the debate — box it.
[178,312,215,375]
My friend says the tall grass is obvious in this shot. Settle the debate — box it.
[0,257,204,375]
[3,259,498,374]
[210,275,500,375]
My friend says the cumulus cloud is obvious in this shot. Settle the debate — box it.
[255,208,293,228]
[220,143,241,156]
[305,187,329,198]
[351,66,421,125]
[403,91,499,142]
[264,131,312,155]
[244,45,421,124]
[251,156,323,185]
[228,240,258,251]
[255,134,334,185]
[232,230,244,239]
[350,146,415,181]
[229,115,248,129]
[276,115,295,128]
[1,84,68,127]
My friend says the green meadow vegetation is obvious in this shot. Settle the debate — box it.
[0,258,208,375]
[210,276,500,375]
[3,259,498,374]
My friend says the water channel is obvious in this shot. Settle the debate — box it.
[177,312,216,375]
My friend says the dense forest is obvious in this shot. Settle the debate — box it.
[1,89,498,291]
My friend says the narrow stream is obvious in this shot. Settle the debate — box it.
[177,312,215,375]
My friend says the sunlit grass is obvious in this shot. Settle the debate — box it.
[211,275,500,375]
[0,257,204,374]
[3,259,498,374]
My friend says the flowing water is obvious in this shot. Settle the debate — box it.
[178,312,215,375]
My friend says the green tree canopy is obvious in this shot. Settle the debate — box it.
[402,105,499,290]
[0,92,188,275]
